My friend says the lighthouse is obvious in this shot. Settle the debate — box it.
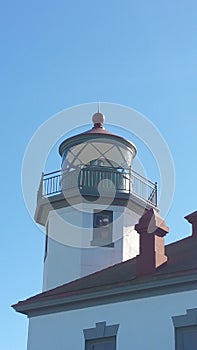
[35,111,157,291]
[13,111,197,350]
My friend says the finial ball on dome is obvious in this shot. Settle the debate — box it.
[92,112,105,125]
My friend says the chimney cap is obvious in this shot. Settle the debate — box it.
[184,211,197,224]
[135,208,169,237]
[185,210,197,237]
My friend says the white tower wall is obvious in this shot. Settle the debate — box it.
[43,204,141,291]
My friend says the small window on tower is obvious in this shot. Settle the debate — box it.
[91,210,114,247]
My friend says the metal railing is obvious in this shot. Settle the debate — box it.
[38,167,158,206]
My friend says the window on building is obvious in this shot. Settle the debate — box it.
[172,308,197,350]
[83,322,119,350]
[86,337,116,350]
[91,210,114,247]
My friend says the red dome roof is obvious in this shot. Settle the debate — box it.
[59,112,137,157]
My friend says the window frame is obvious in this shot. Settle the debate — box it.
[85,336,116,350]
[83,322,119,350]
[91,210,114,248]
[172,308,197,350]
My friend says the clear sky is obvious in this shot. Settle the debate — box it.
[0,1,197,349]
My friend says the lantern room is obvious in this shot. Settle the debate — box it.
[59,112,137,196]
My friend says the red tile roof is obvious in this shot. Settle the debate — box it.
[12,234,197,315]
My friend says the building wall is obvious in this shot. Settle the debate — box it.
[27,289,197,350]
[43,204,140,291]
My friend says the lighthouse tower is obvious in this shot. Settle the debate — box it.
[35,112,157,291]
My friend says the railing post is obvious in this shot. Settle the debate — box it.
[37,172,44,201]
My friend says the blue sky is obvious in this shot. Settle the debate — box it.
[1,1,197,349]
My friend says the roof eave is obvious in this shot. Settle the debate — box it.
[12,270,197,317]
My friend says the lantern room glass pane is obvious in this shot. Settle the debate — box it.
[61,138,134,172]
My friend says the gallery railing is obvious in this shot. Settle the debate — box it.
[37,167,158,206]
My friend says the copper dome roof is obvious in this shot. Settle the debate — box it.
[59,112,137,157]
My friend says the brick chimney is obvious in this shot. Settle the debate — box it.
[184,211,197,237]
[135,208,169,277]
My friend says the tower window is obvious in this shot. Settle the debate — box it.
[91,210,114,247]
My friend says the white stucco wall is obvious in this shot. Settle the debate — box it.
[27,289,197,350]
[43,204,141,291]
[123,208,140,260]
